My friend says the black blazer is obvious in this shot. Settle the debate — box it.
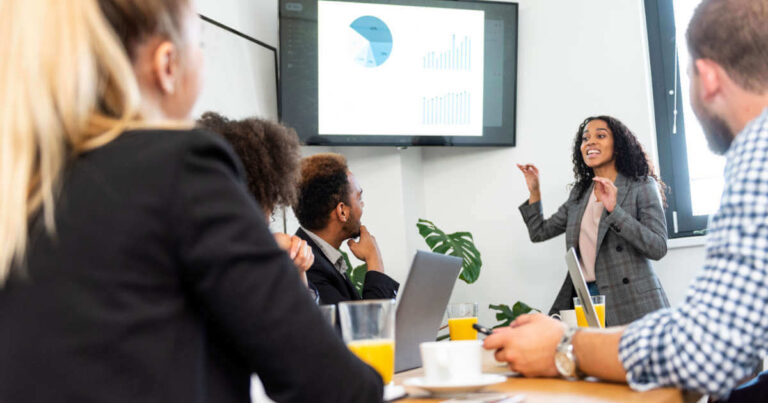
[296,228,399,305]
[0,129,382,403]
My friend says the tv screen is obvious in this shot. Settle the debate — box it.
[279,0,518,146]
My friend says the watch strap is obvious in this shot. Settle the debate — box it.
[557,326,585,379]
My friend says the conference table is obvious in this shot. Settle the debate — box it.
[393,351,684,403]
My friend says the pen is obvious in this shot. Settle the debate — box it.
[473,323,493,336]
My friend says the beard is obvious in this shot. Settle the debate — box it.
[700,112,734,155]
[691,91,734,155]
[343,218,361,240]
[349,227,360,239]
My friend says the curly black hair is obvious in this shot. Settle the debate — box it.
[294,153,350,231]
[196,112,301,215]
[571,116,668,206]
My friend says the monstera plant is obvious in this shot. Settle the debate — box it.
[342,219,538,329]
[489,301,539,329]
[416,218,538,330]
[342,218,483,294]
[416,218,482,284]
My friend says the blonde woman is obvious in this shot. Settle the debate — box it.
[0,1,381,402]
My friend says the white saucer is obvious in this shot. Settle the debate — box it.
[403,374,507,395]
[384,384,406,401]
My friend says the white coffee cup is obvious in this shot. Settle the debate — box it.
[556,309,578,327]
[419,340,482,384]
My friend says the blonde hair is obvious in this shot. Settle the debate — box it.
[0,0,188,285]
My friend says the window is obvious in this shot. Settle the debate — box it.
[645,0,724,238]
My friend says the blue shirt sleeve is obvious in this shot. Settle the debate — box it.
[619,109,768,399]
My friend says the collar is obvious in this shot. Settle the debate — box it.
[301,227,344,268]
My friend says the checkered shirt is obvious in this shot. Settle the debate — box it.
[619,107,768,398]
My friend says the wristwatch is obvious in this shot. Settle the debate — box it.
[554,326,584,379]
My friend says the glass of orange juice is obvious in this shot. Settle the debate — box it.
[338,299,396,384]
[447,302,478,340]
[573,296,606,328]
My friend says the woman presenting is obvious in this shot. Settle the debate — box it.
[518,116,670,326]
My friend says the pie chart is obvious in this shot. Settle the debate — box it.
[349,16,392,67]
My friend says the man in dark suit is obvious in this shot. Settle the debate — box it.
[294,153,399,304]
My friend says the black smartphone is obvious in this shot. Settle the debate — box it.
[472,323,493,336]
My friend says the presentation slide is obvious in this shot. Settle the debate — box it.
[318,1,485,136]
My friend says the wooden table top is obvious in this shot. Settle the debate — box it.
[393,352,683,403]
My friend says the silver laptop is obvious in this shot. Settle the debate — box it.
[394,250,463,372]
[565,247,601,328]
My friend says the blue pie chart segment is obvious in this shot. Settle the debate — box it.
[350,16,392,67]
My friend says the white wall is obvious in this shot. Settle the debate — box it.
[197,0,707,330]
[198,0,277,46]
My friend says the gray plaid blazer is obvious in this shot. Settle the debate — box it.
[519,173,670,326]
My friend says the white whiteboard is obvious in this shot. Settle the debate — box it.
[193,17,278,120]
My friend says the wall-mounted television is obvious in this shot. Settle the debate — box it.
[279,0,518,146]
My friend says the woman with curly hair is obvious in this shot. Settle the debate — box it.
[197,112,315,288]
[517,116,670,326]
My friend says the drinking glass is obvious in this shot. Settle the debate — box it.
[573,295,606,328]
[447,302,478,340]
[338,299,396,384]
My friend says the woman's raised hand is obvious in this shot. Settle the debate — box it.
[592,176,618,212]
[517,163,542,203]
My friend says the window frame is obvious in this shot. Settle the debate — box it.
[644,0,709,238]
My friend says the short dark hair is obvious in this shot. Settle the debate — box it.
[196,112,301,215]
[687,0,768,92]
[571,116,668,206]
[294,153,350,231]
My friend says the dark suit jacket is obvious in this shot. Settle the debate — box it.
[0,129,382,403]
[519,174,670,326]
[296,228,399,305]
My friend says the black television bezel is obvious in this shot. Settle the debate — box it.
[278,0,518,147]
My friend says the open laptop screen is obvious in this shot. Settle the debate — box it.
[565,247,601,328]
[394,251,463,372]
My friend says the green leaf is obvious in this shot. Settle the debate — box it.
[512,301,536,318]
[489,302,540,329]
[416,218,483,284]
[489,303,514,318]
[341,251,366,297]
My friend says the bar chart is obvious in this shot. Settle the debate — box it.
[422,35,472,71]
[422,91,471,125]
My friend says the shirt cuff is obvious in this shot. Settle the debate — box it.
[619,309,671,391]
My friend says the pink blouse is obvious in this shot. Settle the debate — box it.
[578,189,604,282]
